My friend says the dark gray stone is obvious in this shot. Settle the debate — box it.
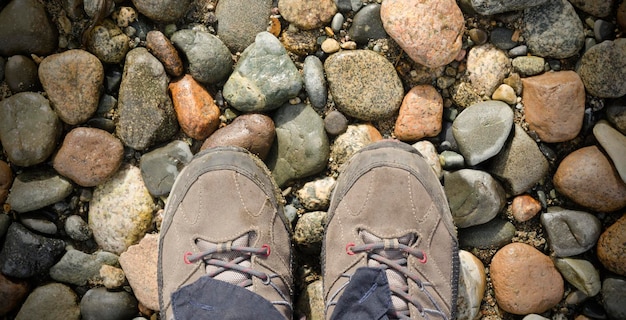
[594,19,615,42]
[80,287,138,320]
[6,170,73,213]
[0,223,65,278]
[0,0,58,56]
[523,0,584,59]
[64,215,93,241]
[5,55,39,93]
[458,219,515,249]
[540,207,601,257]
[603,276,626,320]
[215,0,272,53]
[324,110,349,136]
[470,0,547,15]
[303,55,327,109]
[490,27,517,50]
[348,4,387,44]
[139,140,192,196]
[171,29,233,84]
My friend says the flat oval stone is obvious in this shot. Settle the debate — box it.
[6,170,73,214]
[0,0,58,56]
[540,207,602,257]
[278,0,336,30]
[171,29,233,85]
[553,146,626,212]
[0,223,65,278]
[523,0,584,59]
[457,250,486,320]
[0,92,61,167]
[139,141,192,197]
[381,0,464,68]
[348,4,387,44]
[50,249,119,286]
[53,127,124,187]
[593,120,626,183]
[15,283,80,320]
[597,214,626,276]
[324,110,349,136]
[19,212,57,235]
[394,85,443,142]
[131,0,191,22]
[146,30,183,77]
[169,74,221,140]
[554,257,601,297]
[303,55,328,109]
[39,49,104,125]
[80,287,138,320]
[119,233,159,311]
[0,161,11,205]
[512,56,545,76]
[458,218,516,249]
[5,55,39,93]
[577,39,626,98]
[324,50,403,121]
[215,0,272,53]
[201,113,275,160]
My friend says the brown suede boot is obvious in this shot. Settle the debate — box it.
[323,140,459,319]
[158,146,293,319]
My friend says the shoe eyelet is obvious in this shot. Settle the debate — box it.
[262,244,271,257]
[418,251,427,264]
[345,243,356,255]
[183,252,193,264]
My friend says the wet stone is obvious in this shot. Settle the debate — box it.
[303,55,328,109]
[139,141,193,197]
[6,170,73,214]
[86,19,131,64]
[0,0,58,56]
[169,74,221,140]
[577,39,626,98]
[0,223,65,278]
[5,55,39,93]
[171,29,233,85]
[278,0,337,30]
[215,0,272,53]
[80,287,138,320]
[146,30,184,77]
[596,215,626,276]
[201,113,276,160]
[131,0,191,22]
[348,4,387,44]
[15,283,80,320]
[540,207,602,257]
[458,218,515,249]
[119,233,159,311]
[50,249,119,286]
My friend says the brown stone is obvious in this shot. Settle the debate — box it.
[381,0,464,68]
[119,233,159,311]
[169,74,221,140]
[490,243,564,315]
[38,49,104,125]
[146,31,184,77]
[597,214,626,276]
[278,0,336,30]
[281,28,318,56]
[201,113,275,160]
[553,146,626,212]
[53,127,124,187]
[394,85,443,141]
[0,272,29,316]
[522,71,585,142]
[511,194,542,222]
[0,161,11,204]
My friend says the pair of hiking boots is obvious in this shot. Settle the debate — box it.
[158,140,459,319]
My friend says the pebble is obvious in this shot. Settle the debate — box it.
[267,104,330,186]
[15,283,80,320]
[512,56,545,76]
[117,47,178,150]
[569,0,614,18]
[523,0,584,59]
[491,84,517,105]
[522,71,586,142]
[89,165,155,254]
[619,1,626,32]
[201,113,276,160]
[452,100,514,166]
[171,29,233,85]
[50,249,119,286]
[324,110,349,136]
[0,161,11,204]
[458,218,516,249]
[504,73,523,95]
[606,101,626,135]
[6,170,73,214]
[145,30,184,77]
[324,50,403,121]
[553,146,626,212]
[508,45,528,57]
[467,44,511,96]
[80,287,138,320]
[468,28,487,45]
[348,4,387,44]
[85,19,131,64]
[329,124,383,170]
[381,0,464,68]
[296,280,324,320]
[321,38,340,53]
[278,0,336,30]
[224,32,302,112]
[280,28,318,56]
[215,0,272,53]
[450,82,482,109]
[440,150,465,170]
[596,214,626,276]
[0,0,58,56]
[131,0,190,22]
[64,215,93,241]
[53,127,124,187]
[0,223,65,278]
[412,140,443,179]
[303,55,327,109]
[100,265,126,289]
[602,276,626,319]
[490,243,564,315]
[119,233,159,311]
[577,39,626,98]
[5,55,39,93]
[523,315,550,320]
[331,13,344,32]
[0,92,61,167]
[457,250,486,320]
[20,212,58,235]
[296,177,336,211]
[394,85,443,142]
[488,124,549,196]
[169,74,221,140]
[540,207,602,257]
[0,272,29,316]
[114,6,137,28]
[469,0,547,15]
[444,169,506,228]
[83,0,114,18]
[293,211,327,255]
[594,19,614,42]
[139,141,193,197]
[511,194,542,222]
[554,257,601,297]
[490,27,517,50]
[594,121,626,183]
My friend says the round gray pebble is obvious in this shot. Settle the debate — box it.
[490,27,517,50]
[65,215,93,241]
[324,110,349,136]
[331,13,344,32]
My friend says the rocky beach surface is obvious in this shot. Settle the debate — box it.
[1,0,626,319]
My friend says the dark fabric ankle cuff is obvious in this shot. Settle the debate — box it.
[331,267,392,320]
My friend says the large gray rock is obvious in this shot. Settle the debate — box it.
[131,0,191,22]
[0,0,58,56]
[223,32,302,113]
[171,29,233,84]
[540,207,601,257]
[116,48,178,150]
[577,39,626,98]
[6,170,73,214]
[523,0,584,59]
[267,104,330,186]
[470,0,547,15]
[15,283,80,320]
[0,92,61,167]
[0,223,65,278]
[215,0,272,53]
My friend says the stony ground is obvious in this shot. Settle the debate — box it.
[1,0,626,319]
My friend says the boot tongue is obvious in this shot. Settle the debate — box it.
[196,233,253,287]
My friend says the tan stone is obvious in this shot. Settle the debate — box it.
[278,0,336,30]
[597,214,626,276]
[490,243,564,315]
[522,71,585,142]
[492,84,517,105]
[394,85,443,141]
[169,74,221,140]
[467,44,511,96]
[553,146,626,212]
[119,233,159,311]
[511,194,542,222]
[201,113,275,160]
[146,31,183,77]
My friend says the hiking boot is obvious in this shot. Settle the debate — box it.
[323,140,459,319]
[158,146,293,319]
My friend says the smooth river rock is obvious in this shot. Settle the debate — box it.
[201,113,276,160]
[577,39,626,98]
[170,29,233,85]
[541,207,602,257]
[0,0,58,56]
[6,170,73,214]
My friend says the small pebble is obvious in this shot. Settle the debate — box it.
[468,28,487,45]
[511,194,542,222]
[324,110,349,136]
[331,13,344,32]
[491,84,517,105]
[321,38,340,53]
[594,19,614,42]
[65,215,93,241]
[5,55,39,93]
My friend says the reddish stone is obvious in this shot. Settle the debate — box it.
[522,71,585,142]
[553,146,626,212]
[394,85,443,141]
[53,127,124,187]
[146,31,184,77]
[169,75,221,140]
[0,272,29,316]
[0,161,11,204]
[201,114,275,160]
[511,194,542,222]
[119,233,159,311]
[597,214,626,276]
